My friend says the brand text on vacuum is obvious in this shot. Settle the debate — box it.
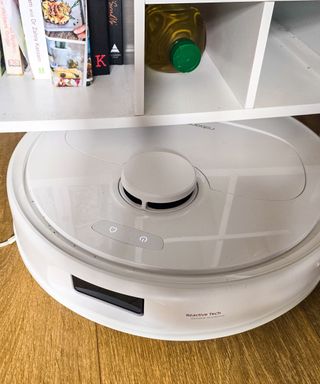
[186,312,223,319]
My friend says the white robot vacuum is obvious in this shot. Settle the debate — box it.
[7,117,320,340]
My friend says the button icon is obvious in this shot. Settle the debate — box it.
[109,225,118,233]
[139,235,148,243]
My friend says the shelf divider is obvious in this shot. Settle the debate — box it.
[198,2,274,109]
[134,0,145,116]
[245,1,274,108]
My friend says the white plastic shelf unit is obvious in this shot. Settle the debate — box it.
[135,0,320,119]
[0,0,319,132]
[136,0,274,115]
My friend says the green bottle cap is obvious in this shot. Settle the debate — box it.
[170,39,201,73]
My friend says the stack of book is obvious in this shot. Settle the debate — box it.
[0,0,123,87]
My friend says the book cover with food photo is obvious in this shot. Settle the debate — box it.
[41,0,92,87]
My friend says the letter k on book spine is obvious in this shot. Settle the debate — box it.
[87,0,110,76]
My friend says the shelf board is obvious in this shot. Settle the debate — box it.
[255,23,320,108]
[0,65,135,130]
[145,52,242,115]
[0,50,319,132]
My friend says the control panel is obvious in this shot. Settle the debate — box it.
[92,220,164,250]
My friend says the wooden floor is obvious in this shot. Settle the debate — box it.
[0,124,320,384]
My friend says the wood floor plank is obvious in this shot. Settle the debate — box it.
[300,284,320,339]
[96,299,320,384]
[0,133,23,236]
[0,133,101,384]
[0,249,101,384]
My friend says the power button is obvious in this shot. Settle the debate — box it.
[109,226,118,233]
[139,235,148,243]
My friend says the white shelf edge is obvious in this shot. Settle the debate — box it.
[1,103,319,133]
[245,1,274,108]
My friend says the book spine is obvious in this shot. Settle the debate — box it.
[87,0,110,76]
[108,0,123,65]
[18,0,50,79]
[0,33,5,76]
[0,0,24,75]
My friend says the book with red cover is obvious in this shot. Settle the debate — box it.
[87,0,110,76]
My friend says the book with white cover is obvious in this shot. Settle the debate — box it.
[0,0,24,75]
[18,0,50,79]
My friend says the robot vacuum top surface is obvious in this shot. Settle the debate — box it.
[23,118,320,274]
